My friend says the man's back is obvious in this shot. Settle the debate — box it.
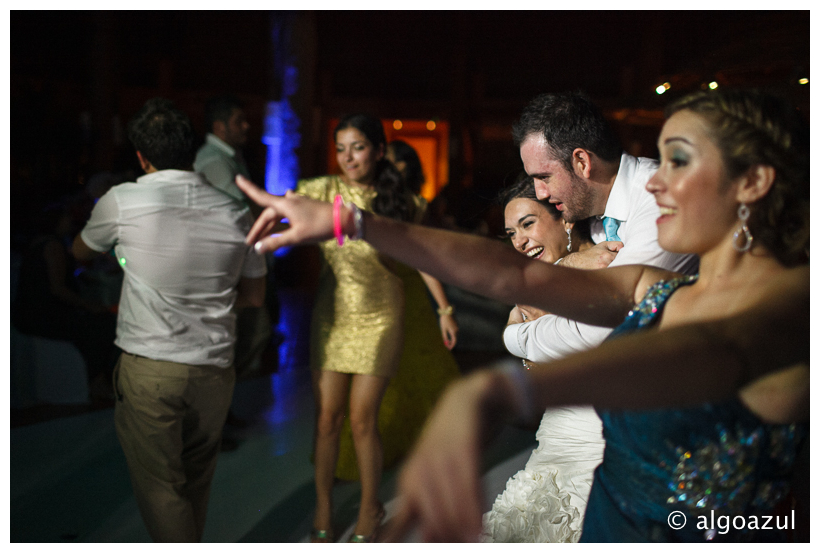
[80,169,265,367]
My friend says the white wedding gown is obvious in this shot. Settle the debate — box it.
[481,406,604,543]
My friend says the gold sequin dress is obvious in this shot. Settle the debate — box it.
[298,175,405,378]
[298,175,461,479]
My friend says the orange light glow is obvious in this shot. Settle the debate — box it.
[426,120,436,131]
[393,120,403,130]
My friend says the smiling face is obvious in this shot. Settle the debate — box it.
[335,127,383,187]
[520,134,597,223]
[504,197,569,263]
[647,110,740,255]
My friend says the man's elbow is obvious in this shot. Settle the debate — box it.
[72,235,99,261]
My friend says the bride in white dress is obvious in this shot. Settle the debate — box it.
[481,178,607,543]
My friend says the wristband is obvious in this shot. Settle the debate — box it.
[333,194,344,246]
[349,202,364,241]
[437,305,454,316]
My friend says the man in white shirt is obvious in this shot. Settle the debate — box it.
[73,98,267,542]
[504,91,698,363]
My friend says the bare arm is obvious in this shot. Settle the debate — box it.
[384,266,809,542]
[234,276,266,309]
[419,271,458,349]
[236,176,645,329]
[72,234,104,261]
[45,239,107,313]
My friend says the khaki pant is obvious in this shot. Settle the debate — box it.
[113,352,235,542]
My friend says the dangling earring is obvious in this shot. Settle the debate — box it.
[565,226,572,252]
[733,203,753,252]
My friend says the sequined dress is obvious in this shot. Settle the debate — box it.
[581,276,806,542]
[298,176,404,378]
[298,175,461,479]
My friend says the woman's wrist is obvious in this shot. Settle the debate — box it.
[437,305,454,316]
[488,358,537,424]
[340,201,364,241]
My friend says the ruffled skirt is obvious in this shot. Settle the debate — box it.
[482,407,605,543]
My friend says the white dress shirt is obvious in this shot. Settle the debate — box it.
[503,153,699,363]
[80,170,267,368]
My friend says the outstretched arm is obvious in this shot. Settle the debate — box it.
[237,176,645,329]
[383,266,809,542]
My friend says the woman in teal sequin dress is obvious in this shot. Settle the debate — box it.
[579,274,806,542]
[238,89,809,542]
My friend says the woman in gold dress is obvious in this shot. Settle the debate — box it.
[297,114,458,542]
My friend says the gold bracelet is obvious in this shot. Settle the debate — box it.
[437,305,454,316]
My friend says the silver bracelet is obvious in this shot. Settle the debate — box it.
[496,357,537,424]
[348,202,364,241]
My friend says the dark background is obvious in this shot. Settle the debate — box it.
[10,10,810,237]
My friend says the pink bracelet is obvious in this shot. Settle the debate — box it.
[333,194,345,246]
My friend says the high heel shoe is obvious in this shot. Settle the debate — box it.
[310,528,335,543]
[348,504,385,543]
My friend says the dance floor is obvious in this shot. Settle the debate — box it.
[9,287,536,543]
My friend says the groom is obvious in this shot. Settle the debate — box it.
[504,91,699,363]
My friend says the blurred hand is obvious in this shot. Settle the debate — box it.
[439,313,458,350]
[235,175,334,252]
[507,305,524,326]
[517,304,548,322]
[560,241,622,270]
[381,371,509,542]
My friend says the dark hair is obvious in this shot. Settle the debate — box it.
[498,173,560,221]
[335,114,414,222]
[388,140,425,195]
[512,91,622,172]
[498,173,592,244]
[666,89,809,266]
[127,98,195,170]
[204,95,243,133]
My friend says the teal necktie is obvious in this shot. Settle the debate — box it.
[602,216,622,241]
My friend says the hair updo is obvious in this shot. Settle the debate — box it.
[666,89,809,266]
[334,114,415,222]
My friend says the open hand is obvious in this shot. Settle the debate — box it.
[381,372,504,542]
[235,175,335,252]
